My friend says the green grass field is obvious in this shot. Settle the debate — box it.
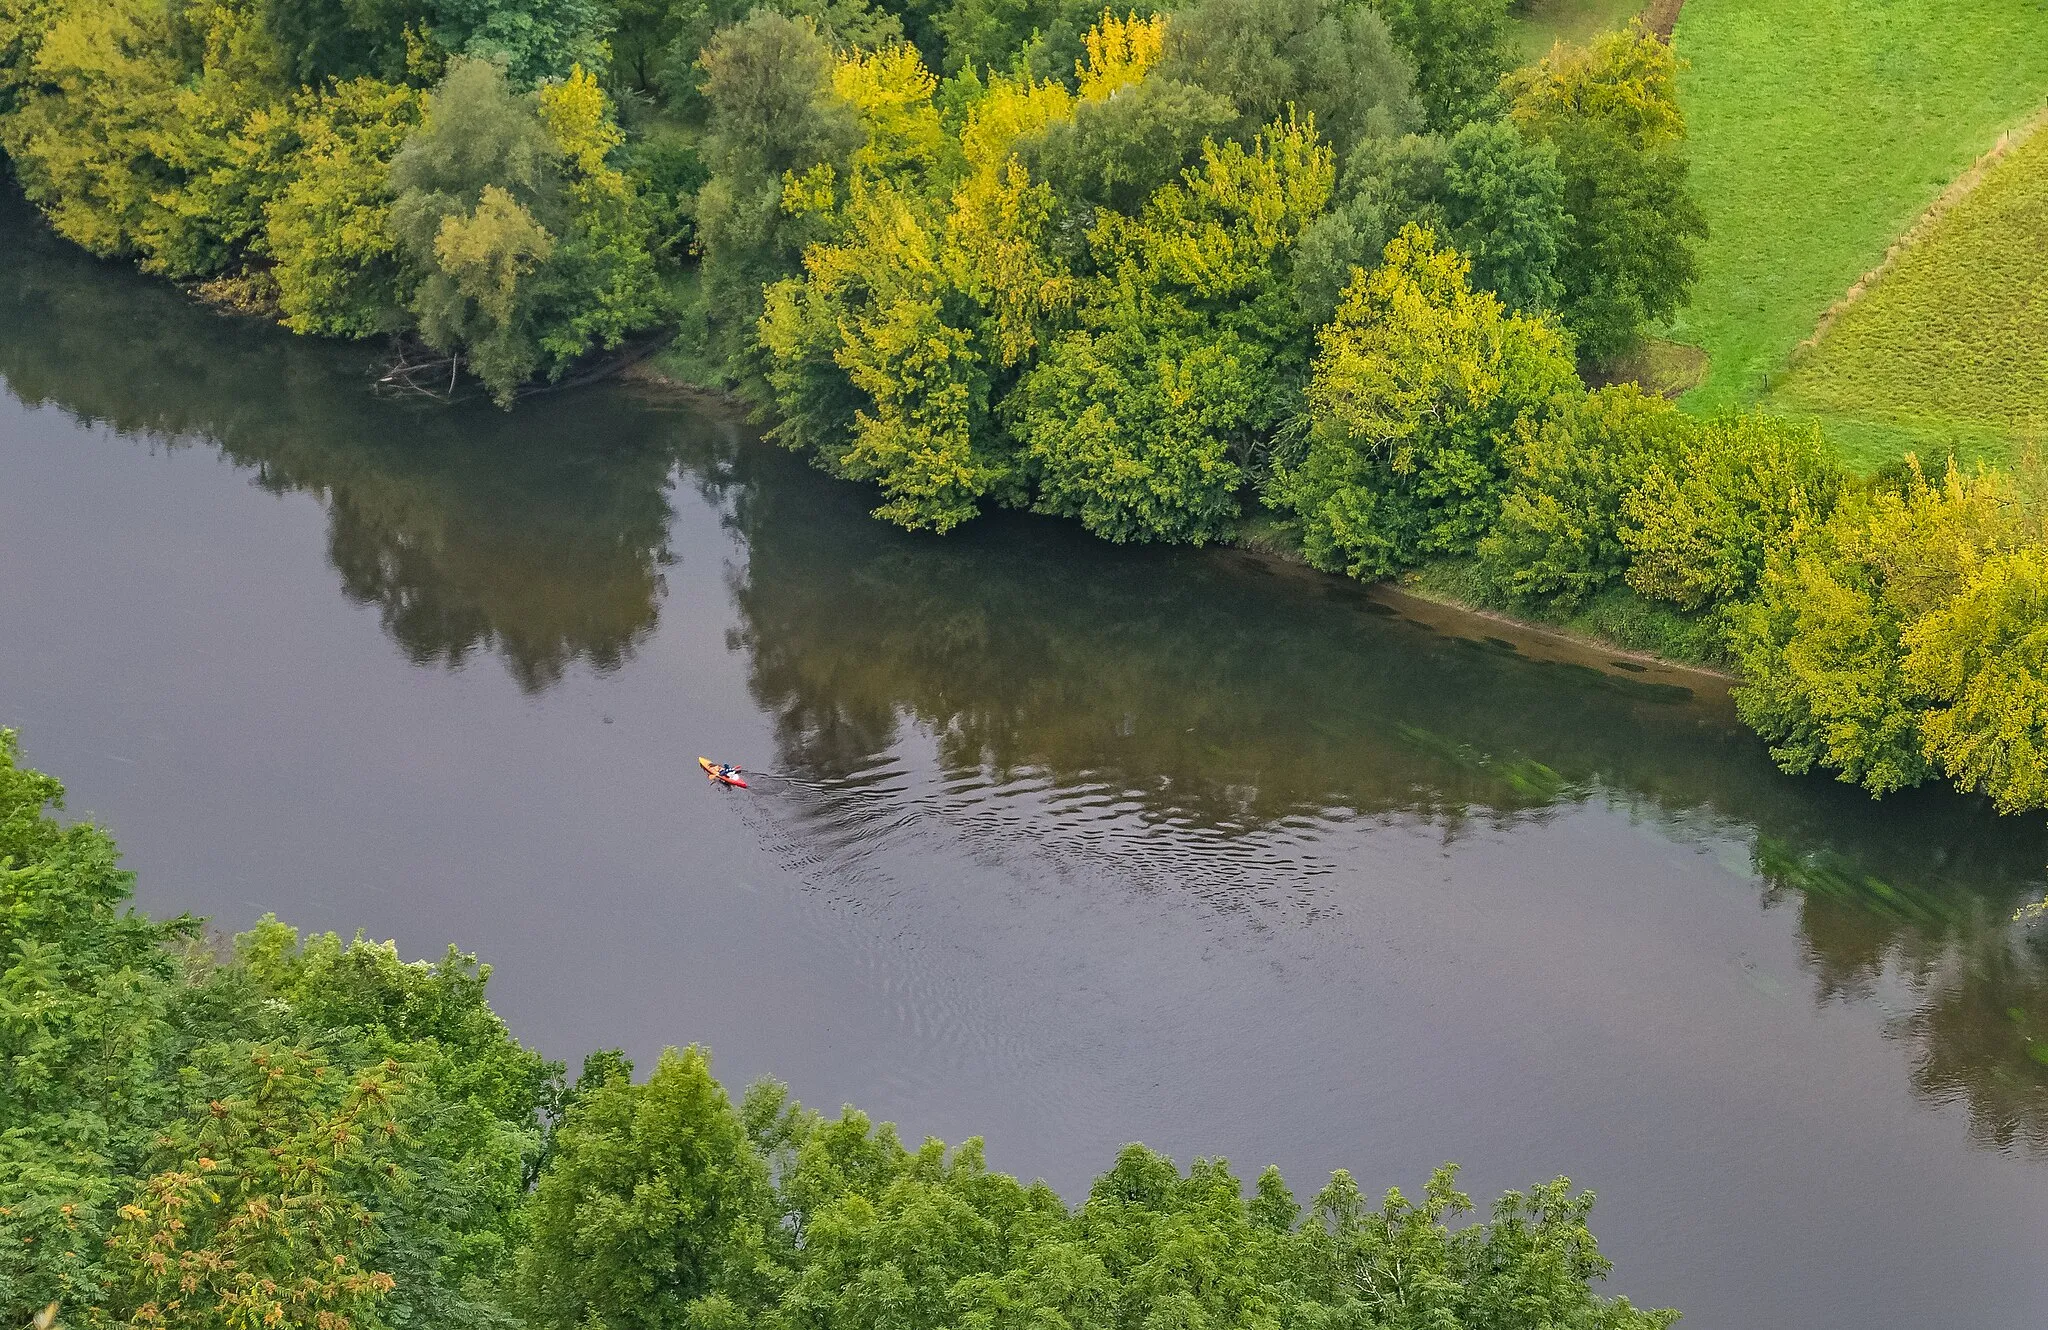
[1769,120,2048,470]
[1508,0,1647,60]
[1666,0,2048,419]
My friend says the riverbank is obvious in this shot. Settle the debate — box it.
[627,354,1736,689]
[1229,513,1734,685]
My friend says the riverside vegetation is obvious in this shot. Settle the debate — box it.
[0,0,2044,812]
[0,730,1680,1329]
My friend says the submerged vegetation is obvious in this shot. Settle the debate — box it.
[1,0,2046,814]
[0,730,1679,1329]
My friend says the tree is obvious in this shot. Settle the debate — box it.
[1619,413,1841,610]
[1013,116,1335,543]
[518,1046,779,1330]
[1478,382,1691,606]
[1155,0,1420,156]
[101,1045,408,1330]
[1904,545,2048,814]
[1370,0,1512,132]
[389,56,565,402]
[1288,130,1446,326]
[1442,116,1565,315]
[259,0,428,86]
[0,0,186,259]
[1506,23,1705,367]
[529,64,664,370]
[693,10,862,385]
[266,77,424,336]
[1268,224,1579,579]
[1021,73,1236,218]
[1725,460,1999,797]
[0,730,183,1319]
[430,0,610,88]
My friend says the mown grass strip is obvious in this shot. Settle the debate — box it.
[1770,119,2048,470]
[1667,0,2048,415]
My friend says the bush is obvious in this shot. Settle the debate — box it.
[1478,382,1690,606]
[1727,457,2048,807]
[1620,413,1841,610]
[1267,224,1578,579]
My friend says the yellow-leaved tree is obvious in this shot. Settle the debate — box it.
[760,18,1163,532]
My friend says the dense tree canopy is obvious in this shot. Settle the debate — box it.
[1269,224,1577,578]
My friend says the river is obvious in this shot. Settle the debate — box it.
[3,197,2046,1327]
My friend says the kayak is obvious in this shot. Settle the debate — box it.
[698,757,748,788]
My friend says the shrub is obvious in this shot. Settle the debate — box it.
[1726,458,2039,801]
[1478,382,1690,606]
[1268,224,1578,579]
[1620,413,1841,610]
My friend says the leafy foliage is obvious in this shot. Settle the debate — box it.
[0,731,556,1330]
[1371,0,1513,132]
[1014,116,1333,542]
[1728,457,2048,811]
[267,77,424,336]
[1268,223,1577,578]
[1618,413,1841,611]
[1155,0,1420,155]
[389,57,660,404]
[1506,22,1704,366]
[1478,382,1690,606]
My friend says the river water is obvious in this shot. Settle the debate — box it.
[3,199,2047,1326]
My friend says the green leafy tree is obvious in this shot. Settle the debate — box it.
[518,1046,780,1330]
[1725,459,2007,798]
[266,77,424,336]
[1020,73,1236,218]
[1014,116,1335,543]
[1506,23,1705,367]
[230,918,559,1329]
[1442,116,1565,315]
[1619,413,1841,611]
[1903,545,2048,814]
[1478,382,1691,606]
[530,64,665,371]
[1289,130,1445,325]
[1370,0,1512,131]
[0,733,560,1330]
[259,0,430,85]
[0,0,187,259]
[1268,224,1578,578]
[389,54,565,401]
[1155,0,1420,155]
[431,0,610,87]
[0,730,183,1319]
[694,10,862,386]
[100,1044,408,1330]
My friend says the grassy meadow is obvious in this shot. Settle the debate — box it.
[1769,119,2048,469]
[1665,0,2048,422]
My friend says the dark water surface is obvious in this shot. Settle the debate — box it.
[4,200,2048,1328]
